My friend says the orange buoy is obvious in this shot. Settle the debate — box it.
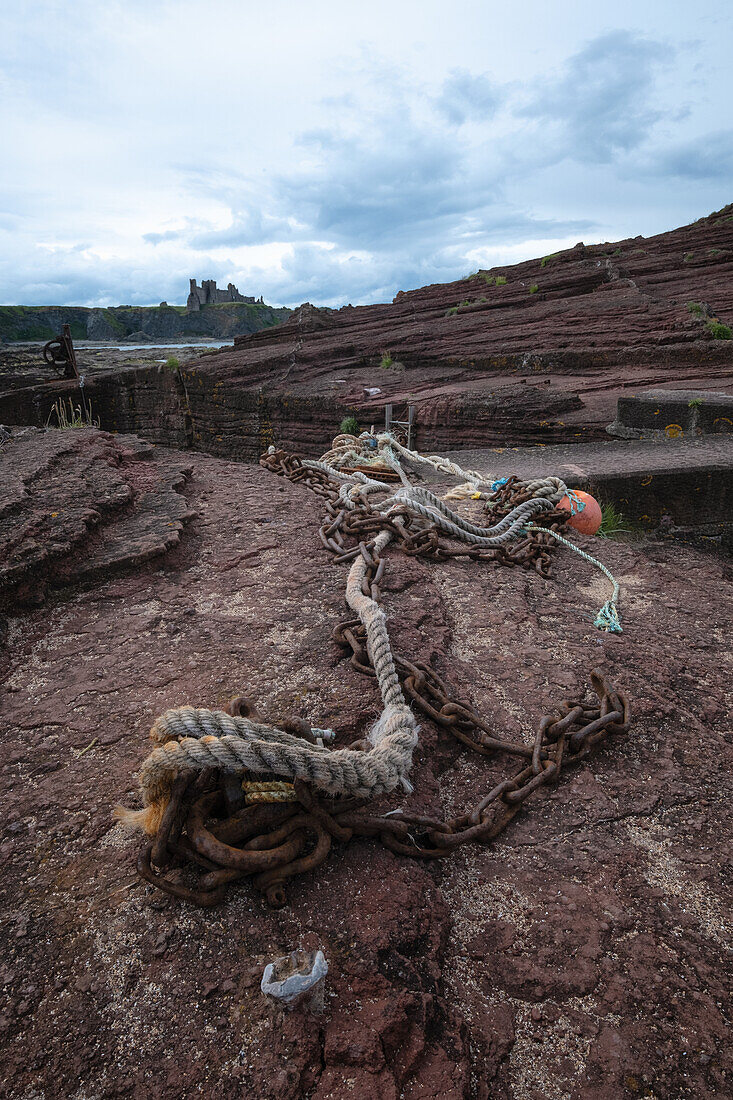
[557,490,602,535]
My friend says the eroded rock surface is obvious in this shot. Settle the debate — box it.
[177,205,733,458]
[0,428,193,616]
[1,433,731,1098]
[3,210,733,460]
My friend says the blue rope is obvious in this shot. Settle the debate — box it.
[525,525,623,633]
[564,488,586,516]
[490,477,509,491]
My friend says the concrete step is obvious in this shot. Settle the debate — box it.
[445,436,733,532]
[608,388,733,439]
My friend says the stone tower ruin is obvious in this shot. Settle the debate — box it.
[186,278,260,312]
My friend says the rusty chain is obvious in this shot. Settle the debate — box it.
[134,447,631,907]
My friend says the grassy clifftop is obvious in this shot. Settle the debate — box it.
[0,301,291,342]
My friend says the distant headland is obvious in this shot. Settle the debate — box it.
[0,280,291,342]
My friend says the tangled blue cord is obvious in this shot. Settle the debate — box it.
[525,525,623,633]
[563,488,586,516]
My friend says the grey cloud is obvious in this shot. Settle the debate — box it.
[522,31,673,163]
[435,70,502,125]
[260,203,596,308]
[266,243,464,307]
[143,230,182,245]
[187,212,298,250]
[276,117,471,251]
[650,129,733,179]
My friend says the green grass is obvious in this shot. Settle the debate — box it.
[445,307,459,317]
[102,309,127,336]
[688,397,703,409]
[45,397,100,430]
[706,320,732,340]
[165,356,180,372]
[540,253,558,268]
[529,284,539,294]
[475,272,496,285]
[597,502,628,539]
[340,416,360,435]
[495,275,507,286]
[380,352,393,369]
[687,302,703,316]
[684,252,693,262]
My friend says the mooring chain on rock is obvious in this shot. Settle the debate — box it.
[132,671,630,903]
[121,439,631,908]
[334,670,630,858]
[261,447,570,577]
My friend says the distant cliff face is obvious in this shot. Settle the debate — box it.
[0,301,291,342]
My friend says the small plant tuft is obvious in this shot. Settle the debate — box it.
[165,356,180,372]
[540,253,558,268]
[597,502,628,539]
[476,272,496,285]
[683,252,693,262]
[379,352,394,369]
[687,302,703,316]
[495,275,507,286]
[688,397,703,409]
[529,284,539,294]
[706,320,732,340]
[445,306,459,317]
[339,416,360,436]
[46,397,100,430]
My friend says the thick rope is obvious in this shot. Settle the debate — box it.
[119,529,418,832]
[316,431,569,506]
[378,485,554,545]
[120,434,622,833]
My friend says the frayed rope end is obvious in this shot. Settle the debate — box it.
[113,800,168,836]
[594,601,622,634]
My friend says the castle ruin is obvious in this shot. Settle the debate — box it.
[186,279,263,312]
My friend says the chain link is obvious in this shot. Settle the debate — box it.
[133,447,631,906]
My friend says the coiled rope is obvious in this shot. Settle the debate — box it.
[119,435,622,831]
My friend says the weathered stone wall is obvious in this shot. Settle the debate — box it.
[186,278,257,311]
[0,365,191,450]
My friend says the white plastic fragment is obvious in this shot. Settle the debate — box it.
[261,949,328,1012]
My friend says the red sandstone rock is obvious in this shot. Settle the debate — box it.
[0,431,731,1097]
[0,428,193,616]
[179,205,733,458]
[3,211,732,462]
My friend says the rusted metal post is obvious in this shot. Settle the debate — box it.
[42,323,80,380]
[384,403,415,449]
[61,324,79,380]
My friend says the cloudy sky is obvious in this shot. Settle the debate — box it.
[1,0,731,308]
